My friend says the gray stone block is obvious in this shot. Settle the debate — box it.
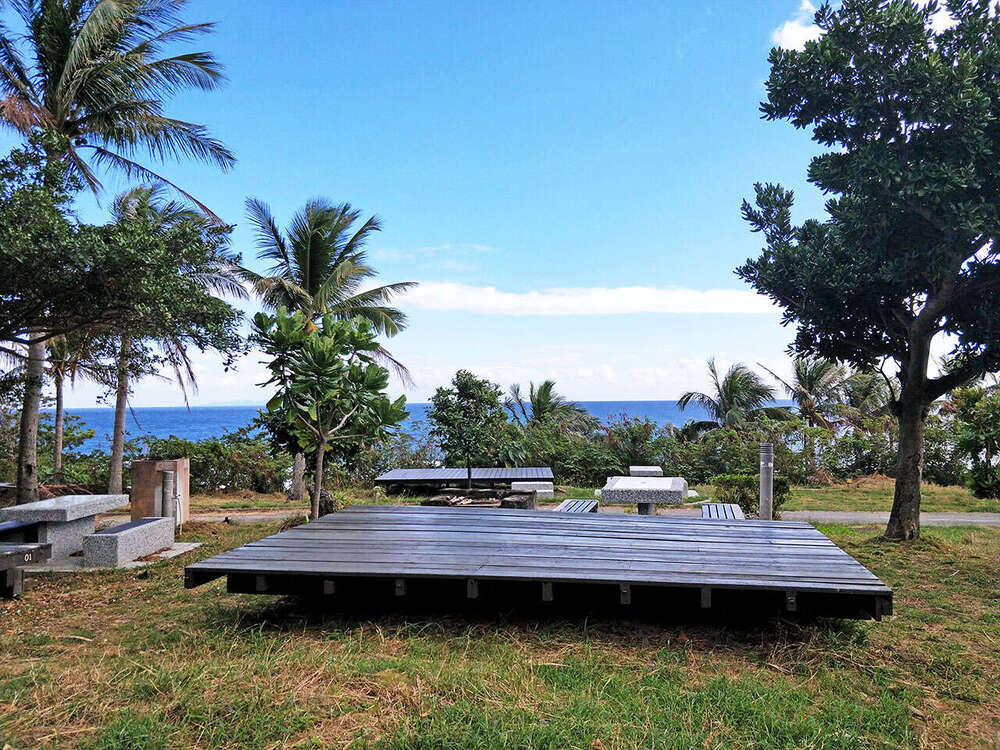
[83,517,174,568]
[0,495,128,523]
[37,516,95,559]
[601,476,689,506]
[629,466,663,477]
[510,481,554,499]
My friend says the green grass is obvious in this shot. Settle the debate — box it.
[1,520,997,749]
[553,481,1000,514]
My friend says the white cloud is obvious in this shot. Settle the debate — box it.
[772,1,822,51]
[401,282,779,316]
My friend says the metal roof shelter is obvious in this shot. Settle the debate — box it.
[374,467,553,488]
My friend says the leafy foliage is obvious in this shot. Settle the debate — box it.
[0,0,234,210]
[140,428,291,494]
[428,370,510,485]
[678,358,789,431]
[710,474,790,518]
[253,308,407,517]
[954,387,1000,498]
[738,0,1000,538]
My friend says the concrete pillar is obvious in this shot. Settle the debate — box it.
[759,442,774,521]
[161,470,177,526]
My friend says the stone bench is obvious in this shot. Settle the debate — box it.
[0,495,128,559]
[601,476,689,515]
[83,517,174,568]
[510,481,554,499]
[629,466,663,477]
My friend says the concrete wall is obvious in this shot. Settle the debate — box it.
[130,458,190,524]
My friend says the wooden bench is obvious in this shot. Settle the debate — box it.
[0,520,39,543]
[554,499,599,513]
[1,542,51,598]
[701,503,745,520]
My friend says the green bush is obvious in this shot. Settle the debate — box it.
[140,426,290,494]
[954,387,1000,498]
[710,473,789,517]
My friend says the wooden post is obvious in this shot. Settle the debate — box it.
[541,581,553,602]
[759,443,774,521]
[323,579,336,595]
[466,579,479,599]
[619,583,631,605]
[700,587,712,609]
[394,578,406,597]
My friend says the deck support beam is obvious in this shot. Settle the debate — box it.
[785,591,797,612]
[541,581,553,602]
[255,575,268,593]
[323,579,336,596]
[700,587,712,609]
[394,578,406,597]
[619,583,631,606]
[466,579,479,599]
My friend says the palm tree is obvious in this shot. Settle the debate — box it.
[0,0,233,503]
[760,356,847,429]
[839,370,893,427]
[104,186,244,492]
[678,357,789,431]
[241,198,416,501]
[505,380,596,431]
[46,334,109,482]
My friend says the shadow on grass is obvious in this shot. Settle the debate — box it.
[195,584,871,655]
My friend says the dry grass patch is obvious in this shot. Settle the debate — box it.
[1,521,997,749]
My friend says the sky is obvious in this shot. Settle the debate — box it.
[3,0,842,407]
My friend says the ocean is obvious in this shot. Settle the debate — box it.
[54,401,717,452]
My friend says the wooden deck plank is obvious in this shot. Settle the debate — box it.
[186,505,892,617]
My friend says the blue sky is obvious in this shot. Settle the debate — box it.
[4,1,837,406]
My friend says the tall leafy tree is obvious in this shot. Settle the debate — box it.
[505,380,596,431]
[102,185,244,493]
[738,0,1000,539]
[429,370,510,489]
[242,198,416,499]
[253,309,407,519]
[678,358,789,431]
[0,0,233,503]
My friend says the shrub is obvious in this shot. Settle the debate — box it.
[710,473,789,517]
[140,426,290,494]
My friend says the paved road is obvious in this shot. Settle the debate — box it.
[101,506,1000,527]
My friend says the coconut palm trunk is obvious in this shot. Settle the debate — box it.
[107,338,130,495]
[15,332,45,504]
[52,370,64,483]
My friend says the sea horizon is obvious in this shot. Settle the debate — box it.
[50,400,731,452]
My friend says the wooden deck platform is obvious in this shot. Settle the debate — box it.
[184,505,892,620]
[374,467,553,488]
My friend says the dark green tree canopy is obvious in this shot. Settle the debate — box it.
[429,370,509,478]
[740,0,1000,398]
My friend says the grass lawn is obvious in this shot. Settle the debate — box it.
[1,522,996,749]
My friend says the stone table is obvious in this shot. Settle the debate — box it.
[601,476,688,515]
[0,495,128,559]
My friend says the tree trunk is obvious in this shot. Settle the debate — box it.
[310,441,326,520]
[288,451,306,502]
[885,398,927,540]
[53,373,64,483]
[15,331,45,504]
[107,338,130,494]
